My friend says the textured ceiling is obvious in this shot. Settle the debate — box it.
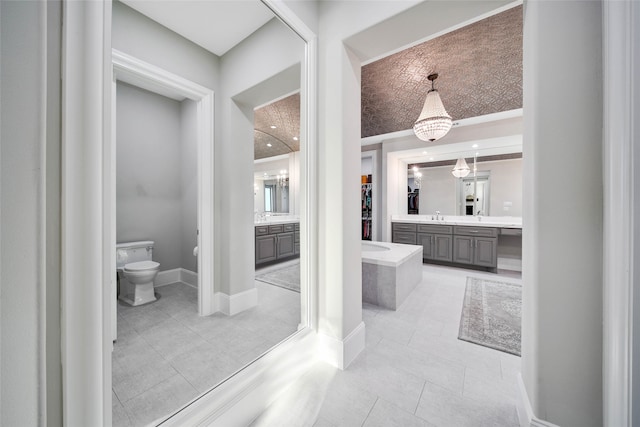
[361,5,523,138]
[254,93,300,160]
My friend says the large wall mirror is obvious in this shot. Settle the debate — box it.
[110,1,308,425]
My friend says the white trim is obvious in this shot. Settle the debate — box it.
[318,321,366,370]
[154,269,182,287]
[516,374,560,427]
[61,1,112,425]
[361,109,523,146]
[216,288,258,316]
[111,49,216,317]
[602,0,635,426]
[181,268,198,288]
[154,268,198,288]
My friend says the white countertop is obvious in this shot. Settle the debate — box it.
[391,214,522,229]
[254,216,299,226]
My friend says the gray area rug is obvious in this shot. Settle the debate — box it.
[458,277,522,356]
[255,263,300,293]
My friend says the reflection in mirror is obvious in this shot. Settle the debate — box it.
[110,1,305,424]
[408,152,521,217]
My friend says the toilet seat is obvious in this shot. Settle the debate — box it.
[124,260,159,272]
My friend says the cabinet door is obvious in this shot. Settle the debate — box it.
[256,235,277,264]
[277,232,295,258]
[453,235,474,264]
[417,233,434,259]
[474,237,497,267]
[433,234,453,262]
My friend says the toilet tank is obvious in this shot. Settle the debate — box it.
[116,241,154,269]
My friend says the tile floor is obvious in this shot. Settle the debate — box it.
[112,276,301,426]
[251,264,522,427]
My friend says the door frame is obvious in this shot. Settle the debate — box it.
[111,49,216,318]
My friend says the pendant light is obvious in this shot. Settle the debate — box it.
[413,73,452,142]
[451,158,470,178]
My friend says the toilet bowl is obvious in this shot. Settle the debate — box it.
[116,241,160,306]
[119,260,159,306]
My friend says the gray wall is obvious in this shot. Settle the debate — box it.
[116,82,197,272]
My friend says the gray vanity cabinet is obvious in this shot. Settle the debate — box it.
[392,221,499,270]
[416,224,453,262]
[256,222,299,265]
[452,226,498,267]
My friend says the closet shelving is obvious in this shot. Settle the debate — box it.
[361,175,372,240]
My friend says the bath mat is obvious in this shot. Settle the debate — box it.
[458,277,522,356]
[255,263,300,293]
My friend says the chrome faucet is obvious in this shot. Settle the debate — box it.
[435,210,441,220]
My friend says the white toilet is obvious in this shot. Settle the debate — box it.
[116,241,160,306]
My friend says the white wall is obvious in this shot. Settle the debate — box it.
[522,1,603,425]
[0,1,61,424]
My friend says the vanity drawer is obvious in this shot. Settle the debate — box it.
[284,223,295,232]
[392,222,417,232]
[454,226,499,238]
[255,225,269,236]
[294,231,300,243]
[393,231,417,245]
[295,223,300,231]
[417,224,453,234]
[268,224,284,234]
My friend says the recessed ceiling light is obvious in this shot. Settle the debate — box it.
[270,125,277,129]
[429,157,434,161]
[293,136,298,141]
[267,143,272,147]
[422,151,428,155]
[472,144,479,148]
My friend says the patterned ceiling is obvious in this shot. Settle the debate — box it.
[361,5,523,138]
[254,93,300,160]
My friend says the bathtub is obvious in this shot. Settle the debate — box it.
[361,241,423,310]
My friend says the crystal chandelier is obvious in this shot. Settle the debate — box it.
[413,73,452,142]
[451,158,470,178]
[277,169,288,188]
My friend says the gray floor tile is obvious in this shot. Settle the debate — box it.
[371,338,465,395]
[416,380,519,427]
[122,374,199,426]
[346,352,426,414]
[363,398,433,427]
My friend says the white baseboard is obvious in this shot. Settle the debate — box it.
[216,288,258,316]
[517,374,560,427]
[180,268,198,288]
[155,268,181,287]
[318,321,366,370]
[155,268,198,288]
